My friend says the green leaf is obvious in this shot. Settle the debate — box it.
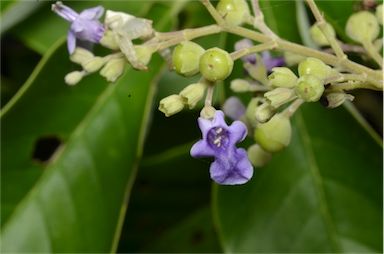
[213,103,382,252]
[314,0,358,42]
[1,1,186,251]
[260,0,302,43]
[0,0,45,35]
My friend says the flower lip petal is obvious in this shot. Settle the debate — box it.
[79,6,105,20]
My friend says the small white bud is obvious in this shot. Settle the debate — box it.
[64,71,84,86]
[264,88,297,109]
[158,95,184,117]
[230,79,251,92]
[70,48,94,65]
[82,57,106,73]
[100,58,126,83]
[179,83,206,109]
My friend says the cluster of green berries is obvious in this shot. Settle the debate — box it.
[159,41,234,117]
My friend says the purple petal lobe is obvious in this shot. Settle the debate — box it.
[67,30,76,54]
[191,140,215,158]
[229,120,247,144]
[262,51,285,71]
[222,96,246,121]
[80,6,104,20]
[210,149,253,185]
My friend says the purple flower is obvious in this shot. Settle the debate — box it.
[191,111,253,185]
[234,39,285,71]
[52,2,105,54]
[222,96,246,121]
[261,51,285,71]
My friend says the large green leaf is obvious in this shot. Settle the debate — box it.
[1,1,185,252]
[213,103,382,252]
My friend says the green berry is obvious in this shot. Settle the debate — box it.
[247,144,272,167]
[199,47,233,82]
[268,67,298,88]
[346,11,379,43]
[295,74,324,102]
[254,113,291,153]
[309,23,336,46]
[216,0,250,26]
[172,41,205,76]
[298,57,334,80]
[376,4,383,25]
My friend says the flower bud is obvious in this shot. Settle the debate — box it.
[134,45,154,66]
[322,92,354,108]
[82,57,105,73]
[298,57,334,80]
[247,144,272,167]
[69,48,94,65]
[100,30,120,50]
[100,58,126,82]
[346,11,379,43]
[255,102,275,123]
[254,113,291,153]
[295,74,324,102]
[158,94,184,117]
[283,52,306,66]
[376,5,383,25]
[199,47,234,82]
[223,96,246,120]
[216,0,250,26]
[200,106,216,119]
[265,88,296,108]
[65,71,84,86]
[309,23,336,46]
[172,41,205,77]
[230,79,251,92]
[268,67,298,88]
[179,83,206,109]
[245,97,263,127]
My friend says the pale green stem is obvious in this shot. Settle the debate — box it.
[282,98,304,118]
[204,81,215,106]
[250,0,278,38]
[328,81,382,92]
[230,41,277,60]
[306,0,347,61]
[362,39,383,68]
[200,0,226,26]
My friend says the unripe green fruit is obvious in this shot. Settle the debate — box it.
[295,74,324,102]
[216,0,250,26]
[376,5,383,25]
[268,67,298,88]
[254,114,291,153]
[247,144,272,167]
[309,23,336,46]
[199,47,234,82]
[172,41,205,77]
[298,57,333,80]
[346,11,379,43]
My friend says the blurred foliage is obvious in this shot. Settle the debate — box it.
[1,0,382,253]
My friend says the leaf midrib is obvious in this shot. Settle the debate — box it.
[295,111,342,252]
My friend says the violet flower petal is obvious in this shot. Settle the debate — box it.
[190,140,215,158]
[210,149,253,185]
[67,30,76,54]
[79,6,104,20]
[52,3,78,22]
[222,96,246,121]
[228,121,247,145]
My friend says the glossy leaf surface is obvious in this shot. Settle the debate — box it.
[214,103,382,252]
